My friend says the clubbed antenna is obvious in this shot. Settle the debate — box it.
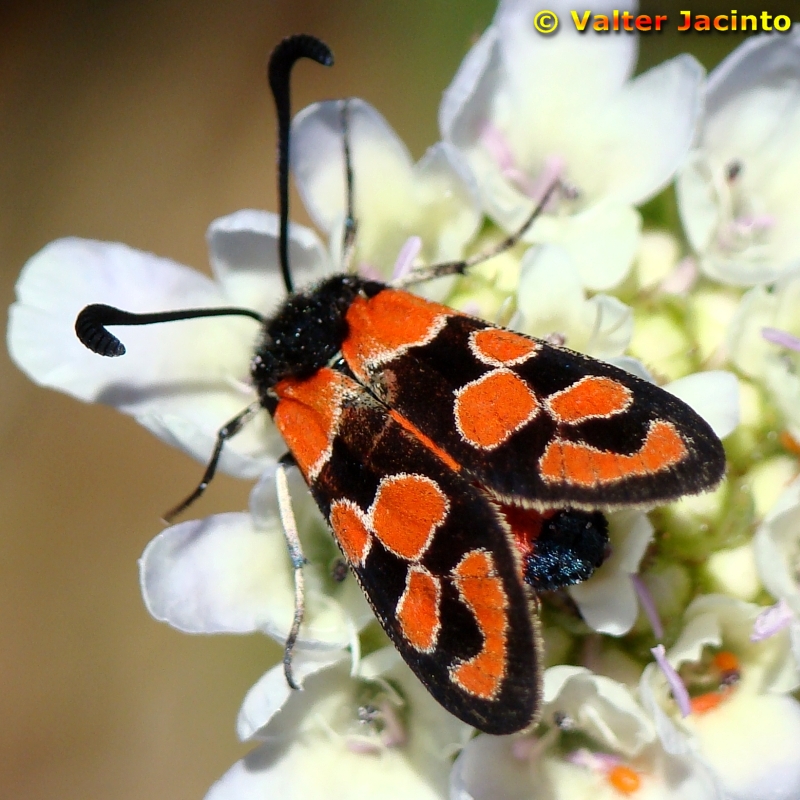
[268,34,334,294]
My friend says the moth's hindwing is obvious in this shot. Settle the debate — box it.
[273,367,541,735]
[341,288,726,509]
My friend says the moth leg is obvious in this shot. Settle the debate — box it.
[162,401,262,523]
[394,179,573,289]
[339,97,358,273]
[276,456,308,690]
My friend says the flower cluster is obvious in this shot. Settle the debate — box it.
[8,1,800,798]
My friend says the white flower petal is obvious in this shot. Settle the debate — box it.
[293,98,413,239]
[688,690,800,800]
[293,99,480,282]
[411,141,482,262]
[679,32,800,285]
[453,665,718,800]
[606,355,656,382]
[513,239,638,359]
[543,665,656,754]
[583,294,634,359]
[726,286,775,378]
[678,595,798,693]
[495,0,639,146]
[598,55,704,205]
[7,237,275,474]
[664,371,740,440]
[754,475,800,613]
[439,26,502,148]
[514,244,584,337]
[236,650,349,741]
[9,238,248,405]
[140,511,282,635]
[137,410,280,480]
[207,210,331,308]
[533,200,641,291]
[705,30,800,129]
[210,653,462,800]
[139,501,361,649]
[676,151,719,254]
[570,511,653,635]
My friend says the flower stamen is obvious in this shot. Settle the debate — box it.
[631,574,664,640]
[762,327,800,353]
[479,123,572,211]
[392,236,423,281]
[651,644,691,717]
[751,598,794,641]
[568,749,643,795]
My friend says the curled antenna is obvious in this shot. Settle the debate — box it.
[75,303,266,357]
[268,34,334,295]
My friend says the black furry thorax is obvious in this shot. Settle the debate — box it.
[250,273,384,408]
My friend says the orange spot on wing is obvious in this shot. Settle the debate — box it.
[450,550,508,699]
[547,376,632,424]
[274,368,350,479]
[329,500,372,566]
[539,420,688,487]
[397,567,441,652]
[343,290,449,376]
[389,410,460,473]
[639,420,688,471]
[471,328,539,366]
[372,475,448,560]
[455,370,539,450]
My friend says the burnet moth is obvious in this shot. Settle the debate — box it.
[74,35,725,734]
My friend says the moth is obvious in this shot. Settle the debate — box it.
[75,35,725,734]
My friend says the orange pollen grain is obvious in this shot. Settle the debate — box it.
[397,568,441,652]
[371,475,448,560]
[713,651,740,674]
[389,410,460,472]
[343,290,448,375]
[607,765,642,795]
[547,376,632,424]
[329,501,371,566]
[690,690,730,715]
[472,328,538,364]
[780,430,800,456]
[539,420,688,486]
[455,370,539,449]
[450,550,508,699]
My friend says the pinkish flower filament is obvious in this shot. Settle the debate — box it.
[651,644,691,717]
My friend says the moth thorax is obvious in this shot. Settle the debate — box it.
[250,273,384,405]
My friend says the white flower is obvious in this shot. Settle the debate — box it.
[452,667,719,800]
[140,466,371,649]
[753,474,800,662]
[727,272,800,442]
[640,595,800,800]
[511,244,634,359]
[7,211,332,476]
[569,510,653,636]
[677,31,800,285]
[662,371,740,442]
[208,648,471,800]
[440,0,703,291]
[292,97,481,297]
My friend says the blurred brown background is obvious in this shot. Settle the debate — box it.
[1,1,795,798]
